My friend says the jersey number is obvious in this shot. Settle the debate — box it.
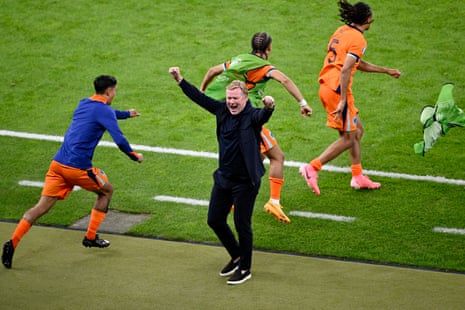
[327,39,339,64]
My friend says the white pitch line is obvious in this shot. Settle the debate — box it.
[154,195,354,223]
[289,211,356,222]
[432,227,465,235]
[18,180,81,191]
[0,129,218,159]
[14,179,465,228]
[18,180,46,188]
[18,183,353,223]
[154,195,209,206]
[2,129,465,186]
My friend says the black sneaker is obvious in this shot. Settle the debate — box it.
[2,240,15,269]
[82,235,110,248]
[219,258,240,277]
[227,269,251,285]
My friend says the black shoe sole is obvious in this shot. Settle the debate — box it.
[82,238,110,248]
[2,240,14,269]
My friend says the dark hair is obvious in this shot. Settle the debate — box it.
[94,75,117,94]
[338,0,372,25]
[251,32,272,54]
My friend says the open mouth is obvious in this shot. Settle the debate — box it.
[228,104,239,113]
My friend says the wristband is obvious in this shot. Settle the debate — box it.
[129,152,140,161]
[299,99,308,107]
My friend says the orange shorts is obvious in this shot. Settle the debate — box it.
[319,84,359,132]
[41,160,109,200]
[260,126,277,153]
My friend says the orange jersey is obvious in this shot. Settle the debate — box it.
[224,61,274,89]
[318,24,367,93]
[223,58,274,107]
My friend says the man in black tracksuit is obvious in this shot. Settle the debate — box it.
[169,67,275,285]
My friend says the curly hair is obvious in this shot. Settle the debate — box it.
[338,0,372,25]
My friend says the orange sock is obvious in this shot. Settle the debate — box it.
[351,163,363,177]
[85,209,107,240]
[269,177,284,201]
[310,159,322,171]
[11,219,32,248]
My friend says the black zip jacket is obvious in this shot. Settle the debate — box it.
[178,79,274,185]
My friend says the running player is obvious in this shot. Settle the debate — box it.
[300,0,400,195]
[2,75,143,269]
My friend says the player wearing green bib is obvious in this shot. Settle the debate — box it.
[201,32,313,223]
[204,53,272,107]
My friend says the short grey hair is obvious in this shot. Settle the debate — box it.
[227,80,248,96]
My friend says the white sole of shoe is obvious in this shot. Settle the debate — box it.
[227,273,251,285]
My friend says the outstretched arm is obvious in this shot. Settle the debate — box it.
[115,109,141,119]
[269,69,312,117]
[169,66,219,115]
[200,64,224,92]
[358,60,401,78]
[101,112,143,163]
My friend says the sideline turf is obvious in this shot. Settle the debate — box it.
[2,0,465,273]
[1,222,464,310]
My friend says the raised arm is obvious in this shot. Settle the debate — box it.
[252,95,275,126]
[199,63,224,92]
[358,60,401,78]
[169,66,220,115]
[115,109,141,119]
[169,66,184,83]
[269,69,312,117]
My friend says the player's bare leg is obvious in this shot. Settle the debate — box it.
[263,145,290,223]
[348,119,380,189]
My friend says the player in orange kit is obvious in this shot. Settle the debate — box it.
[300,0,401,195]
